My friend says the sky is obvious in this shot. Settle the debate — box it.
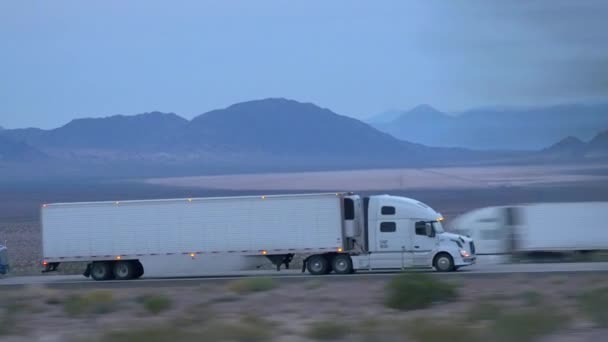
[1,1,607,129]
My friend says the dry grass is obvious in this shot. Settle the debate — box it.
[227,277,277,294]
[0,274,605,341]
[384,273,458,310]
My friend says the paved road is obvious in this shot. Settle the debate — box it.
[2,262,608,289]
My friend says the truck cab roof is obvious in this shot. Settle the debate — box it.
[370,195,442,221]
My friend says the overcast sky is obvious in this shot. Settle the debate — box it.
[1,1,607,129]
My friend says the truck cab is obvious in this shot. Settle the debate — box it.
[348,195,475,272]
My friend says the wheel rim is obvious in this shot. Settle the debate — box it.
[92,265,106,278]
[309,259,324,273]
[334,258,348,272]
[115,263,129,278]
[437,257,450,271]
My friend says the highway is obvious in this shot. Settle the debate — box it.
[2,261,608,289]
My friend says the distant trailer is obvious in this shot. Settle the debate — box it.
[450,202,608,256]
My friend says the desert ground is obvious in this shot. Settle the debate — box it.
[1,273,608,341]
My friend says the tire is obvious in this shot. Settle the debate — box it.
[434,253,455,272]
[331,254,353,274]
[113,260,137,280]
[307,255,330,275]
[90,261,114,281]
[134,261,144,279]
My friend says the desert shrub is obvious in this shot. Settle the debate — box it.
[101,326,197,342]
[405,318,480,342]
[137,294,172,315]
[578,287,608,327]
[466,301,502,322]
[204,316,274,342]
[384,273,458,310]
[489,307,567,342]
[307,321,350,340]
[520,290,544,307]
[228,277,276,294]
[63,291,116,317]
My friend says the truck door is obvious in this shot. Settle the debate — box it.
[368,219,412,268]
[412,221,437,266]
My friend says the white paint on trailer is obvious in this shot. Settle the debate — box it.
[42,193,344,262]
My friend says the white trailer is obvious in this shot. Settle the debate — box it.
[450,202,608,255]
[41,193,475,280]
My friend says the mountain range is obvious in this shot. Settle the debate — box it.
[1,98,607,181]
[370,103,608,150]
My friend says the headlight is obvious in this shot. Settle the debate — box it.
[460,250,470,258]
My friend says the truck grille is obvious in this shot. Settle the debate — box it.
[469,242,476,255]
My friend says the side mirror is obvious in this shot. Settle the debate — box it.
[425,223,435,238]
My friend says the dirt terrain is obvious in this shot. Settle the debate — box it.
[1,273,608,341]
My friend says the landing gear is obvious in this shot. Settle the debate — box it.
[266,254,294,271]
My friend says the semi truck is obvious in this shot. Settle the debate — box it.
[449,202,608,256]
[41,193,476,281]
[0,243,8,275]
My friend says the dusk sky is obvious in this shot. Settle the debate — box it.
[1,1,607,129]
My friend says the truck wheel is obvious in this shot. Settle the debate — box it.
[433,253,455,272]
[113,260,137,280]
[134,261,144,279]
[90,261,114,281]
[331,254,353,274]
[307,255,330,275]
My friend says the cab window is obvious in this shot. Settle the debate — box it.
[415,221,427,236]
[381,206,395,215]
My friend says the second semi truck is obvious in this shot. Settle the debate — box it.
[42,193,476,280]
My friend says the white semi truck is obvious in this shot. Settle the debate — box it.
[41,193,476,280]
[450,202,608,256]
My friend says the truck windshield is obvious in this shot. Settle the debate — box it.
[432,221,445,234]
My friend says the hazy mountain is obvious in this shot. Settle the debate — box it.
[372,103,608,150]
[0,135,46,162]
[5,112,189,151]
[366,110,404,124]
[186,98,424,158]
[540,130,608,160]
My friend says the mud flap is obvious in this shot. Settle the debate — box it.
[0,245,8,275]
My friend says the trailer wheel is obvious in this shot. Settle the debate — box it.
[113,260,137,280]
[307,255,330,275]
[90,261,114,281]
[331,254,353,274]
[433,253,455,272]
[134,261,144,279]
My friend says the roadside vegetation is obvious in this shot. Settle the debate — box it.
[63,291,117,317]
[137,293,173,315]
[227,277,277,294]
[384,273,458,310]
[577,287,608,327]
[0,274,606,341]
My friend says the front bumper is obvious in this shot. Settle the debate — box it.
[456,256,476,266]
